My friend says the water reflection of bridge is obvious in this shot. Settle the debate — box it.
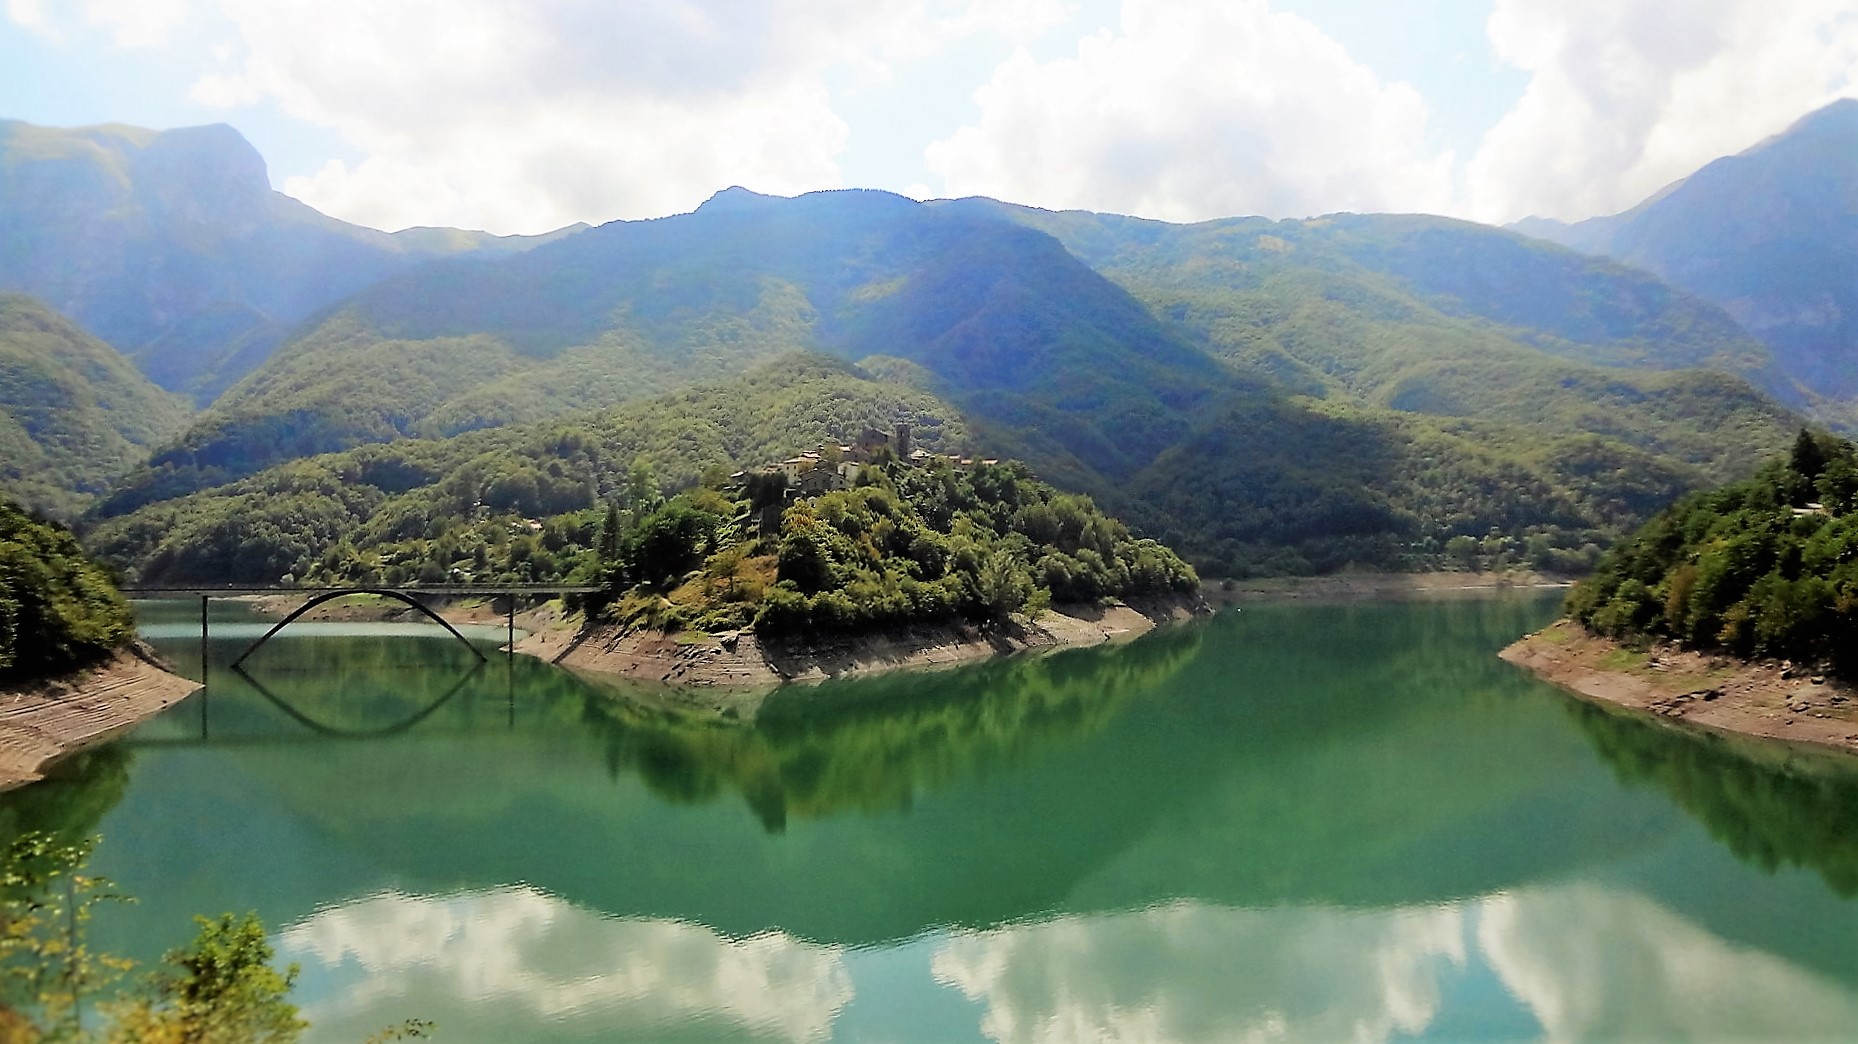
[121,661,494,746]
[123,584,599,743]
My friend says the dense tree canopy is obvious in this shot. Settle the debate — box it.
[1567,430,1858,675]
[602,456,1199,636]
[0,500,131,681]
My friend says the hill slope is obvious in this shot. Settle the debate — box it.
[955,201,1796,406]
[0,295,189,516]
[0,119,580,403]
[1517,99,1858,404]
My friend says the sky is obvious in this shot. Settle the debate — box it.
[4,0,1858,236]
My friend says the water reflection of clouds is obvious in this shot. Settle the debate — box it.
[932,901,1467,1043]
[278,888,853,1042]
[1479,887,1858,1042]
[932,889,1858,1043]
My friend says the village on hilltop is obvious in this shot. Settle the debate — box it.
[731,424,998,498]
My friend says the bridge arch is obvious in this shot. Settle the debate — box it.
[230,588,491,668]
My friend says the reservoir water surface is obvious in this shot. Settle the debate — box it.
[13,592,1858,1041]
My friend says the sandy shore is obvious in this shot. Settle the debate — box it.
[1501,620,1858,756]
[0,645,201,790]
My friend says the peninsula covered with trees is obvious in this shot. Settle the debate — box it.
[1566,430,1858,675]
[598,433,1200,637]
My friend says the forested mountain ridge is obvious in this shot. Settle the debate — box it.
[0,294,190,517]
[95,187,1240,514]
[951,201,1799,406]
[82,184,1810,577]
[0,118,582,404]
[1516,98,1858,406]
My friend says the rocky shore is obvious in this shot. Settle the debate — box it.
[1501,620,1858,756]
[0,644,200,790]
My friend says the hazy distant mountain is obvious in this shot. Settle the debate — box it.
[1516,98,1858,402]
[953,201,1797,408]
[92,187,1800,576]
[0,294,188,516]
[0,119,583,403]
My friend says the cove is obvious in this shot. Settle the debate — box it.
[8,592,1858,1041]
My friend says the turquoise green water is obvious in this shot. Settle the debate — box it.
[11,592,1858,1041]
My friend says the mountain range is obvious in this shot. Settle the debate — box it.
[8,101,1858,579]
[0,119,583,404]
[1517,98,1858,408]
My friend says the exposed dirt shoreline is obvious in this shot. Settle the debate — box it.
[528,596,1204,694]
[1501,620,1858,756]
[238,590,1205,693]
[0,645,200,790]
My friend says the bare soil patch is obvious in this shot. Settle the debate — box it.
[0,646,200,790]
[1502,620,1858,756]
[529,596,1204,696]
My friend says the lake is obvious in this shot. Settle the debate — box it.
[10,592,1858,1042]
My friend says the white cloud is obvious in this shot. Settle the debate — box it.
[5,0,53,36]
[924,0,1457,222]
[1467,0,1858,223]
[179,0,1066,234]
[81,0,189,47]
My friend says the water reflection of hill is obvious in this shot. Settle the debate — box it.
[1572,700,1858,897]
[0,745,130,849]
[572,622,1205,831]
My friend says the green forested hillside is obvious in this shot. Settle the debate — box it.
[97,187,1236,514]
[1124,379,1793,576]
[0,295,190,517]
[955,201,1794,404]
[90,353,1795,585]
[89,357,966,584]
[0,500,131,681]
[89,356,1198,634]
[1567,431,1858,674]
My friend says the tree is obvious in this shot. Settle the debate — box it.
[624,459,661,520]
[107,914,305,1044]
[1792,428,1828,482]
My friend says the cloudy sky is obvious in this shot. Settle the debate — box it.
[6,0,1857,235]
